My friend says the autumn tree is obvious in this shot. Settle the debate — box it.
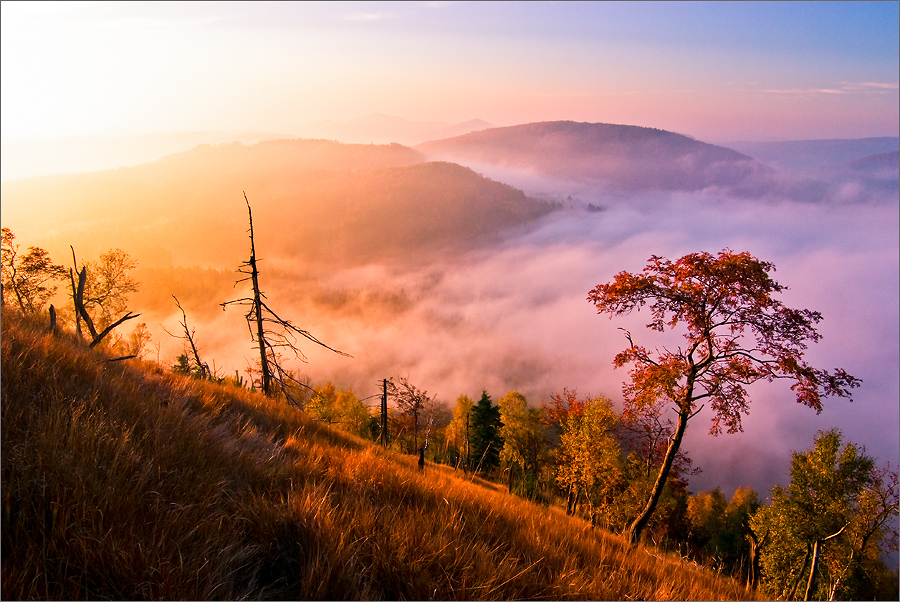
[588,250,860,545]
[80,248,139,329]
[498,391,548,497]
[1,227,67,314]
[306,382,372,438]
[542,389,588,514]
[749,429,898,600]
[222,194,349,404]
[445,395,474,471]
[552,392,624,524]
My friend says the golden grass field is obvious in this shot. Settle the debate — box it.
[1,308,757,600]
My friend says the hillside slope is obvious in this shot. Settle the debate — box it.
[1,310,755,600]
[0,139,552,269]
[417,120,772,192]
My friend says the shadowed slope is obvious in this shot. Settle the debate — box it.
[1,309,756,600]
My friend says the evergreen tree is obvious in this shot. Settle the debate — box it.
[470,390,503,474]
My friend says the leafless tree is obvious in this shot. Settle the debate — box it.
[388,376,435,453]
[162,295,211,379]
[221,193,350,406]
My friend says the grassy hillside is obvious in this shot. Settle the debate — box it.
[1,309,756,600]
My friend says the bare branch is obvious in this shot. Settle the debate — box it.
[90,311,140,348]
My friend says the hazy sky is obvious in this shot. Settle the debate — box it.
[2,1,898,143]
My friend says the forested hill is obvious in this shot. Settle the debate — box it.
[1,309,755,600]
[416,120,773,192]
[0,139,553,269]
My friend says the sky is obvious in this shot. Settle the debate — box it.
[2,0,898,145]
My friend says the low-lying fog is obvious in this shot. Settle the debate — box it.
[150,171,898,498]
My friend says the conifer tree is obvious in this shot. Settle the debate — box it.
[470,390,503,474]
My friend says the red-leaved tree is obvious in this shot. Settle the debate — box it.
[587,250,861,544]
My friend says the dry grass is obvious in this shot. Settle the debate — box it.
[1,308,757,600]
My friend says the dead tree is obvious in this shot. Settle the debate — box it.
[387,376,434,454]
[69,246,139,349]
[380,378,389,447]
[221,193,350,405]
[162,295,211,379]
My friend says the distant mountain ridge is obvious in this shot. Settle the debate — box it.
[416,121,772,192]
[724,137,900,171]
[844,150,899,171]
[295,114,494,146]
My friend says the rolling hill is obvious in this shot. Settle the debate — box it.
[0,139,553,269]
[416,120,773,192]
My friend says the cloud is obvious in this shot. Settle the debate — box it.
[764,81,900,95]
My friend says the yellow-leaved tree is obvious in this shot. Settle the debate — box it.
[444,395,473,471]
[551,391,623,526]
[498,391,547,498]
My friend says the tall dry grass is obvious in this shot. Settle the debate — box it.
[2,308,757,600]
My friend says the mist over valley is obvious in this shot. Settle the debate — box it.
[3,121,897,498]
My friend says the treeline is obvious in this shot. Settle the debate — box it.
[298,382,898,600]
[2,227,896,600]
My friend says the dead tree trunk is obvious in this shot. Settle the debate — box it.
[69,246,138,349]
[222,192,349,402]
[380,378,389,447]
[47,304,57,335]
[245,202,273,395]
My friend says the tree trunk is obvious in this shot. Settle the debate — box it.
[804,539,821,601]
[381,378,388,447]
[747,528,768,589]
[829,546,856,601]
[70,258,98,340]
[69,268,82,339]
[788,544,812,601]
[464,413,470,474]
[413,408,418,455]
[47,304,57,335]
[804,525,846,601]
[245,200,271,396]
[625,407,690,544]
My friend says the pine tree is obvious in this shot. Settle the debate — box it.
[470,391,503,474]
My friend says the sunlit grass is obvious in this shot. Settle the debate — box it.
[2,307,757,600]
